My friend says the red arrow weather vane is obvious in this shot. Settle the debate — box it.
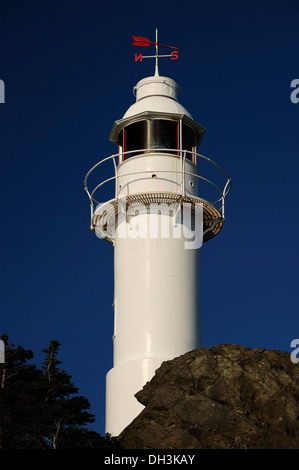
[132,29,179,76]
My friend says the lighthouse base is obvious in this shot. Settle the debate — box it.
[105,357,169,436]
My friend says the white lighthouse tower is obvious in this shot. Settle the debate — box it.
[84,33,231,436]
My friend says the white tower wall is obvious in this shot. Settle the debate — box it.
[106,209,201,435]
[117,153,199,198]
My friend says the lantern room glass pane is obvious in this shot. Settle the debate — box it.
[182,124,197,155]
[126,121,147,155]
[148,120,177,151]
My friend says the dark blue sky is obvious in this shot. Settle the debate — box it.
[0,0,298,435]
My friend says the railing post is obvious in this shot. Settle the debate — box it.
[113,156,117,197]
[90,200,94,230]
[182,150,186,195]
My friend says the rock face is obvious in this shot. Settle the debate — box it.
[119,344,299,449]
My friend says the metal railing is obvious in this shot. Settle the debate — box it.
[84,148,231,223]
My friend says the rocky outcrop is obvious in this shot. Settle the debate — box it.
[119,344,299,449]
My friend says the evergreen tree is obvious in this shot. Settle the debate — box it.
[0,333,42,448]
[40,339,98,448]
[0,334,121,449]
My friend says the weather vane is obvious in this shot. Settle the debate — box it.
[132,28,179,76]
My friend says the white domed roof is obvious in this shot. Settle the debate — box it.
[123,75,193,119]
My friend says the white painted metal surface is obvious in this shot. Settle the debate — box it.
[117,153,199,197]
[106,210,201,435]
[123,75,192,119]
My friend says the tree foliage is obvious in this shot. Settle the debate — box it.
[0,334,120,449]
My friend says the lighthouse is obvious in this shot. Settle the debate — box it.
[84,33,231,436]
